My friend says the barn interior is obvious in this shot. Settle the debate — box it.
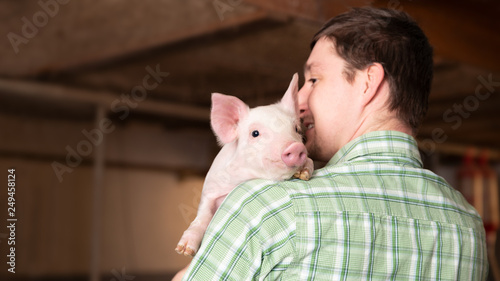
[0,0,499,280]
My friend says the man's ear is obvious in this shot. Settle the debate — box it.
[361,63,385,106]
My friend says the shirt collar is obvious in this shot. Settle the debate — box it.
[327,130,423,168]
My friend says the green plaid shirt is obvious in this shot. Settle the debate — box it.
[183,131,488,280]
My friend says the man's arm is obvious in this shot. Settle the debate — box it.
[182,179,295,280]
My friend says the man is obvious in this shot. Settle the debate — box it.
[180,7,488,280]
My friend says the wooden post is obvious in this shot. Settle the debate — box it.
[90,105,106,281]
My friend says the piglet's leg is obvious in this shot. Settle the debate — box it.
[293,157,314,181]
[175,197,218,257]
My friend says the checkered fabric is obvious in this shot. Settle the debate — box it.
[183,131,488,281]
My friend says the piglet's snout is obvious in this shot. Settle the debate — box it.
[281,142,307,168]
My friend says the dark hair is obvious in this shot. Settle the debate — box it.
[311,7,433,133]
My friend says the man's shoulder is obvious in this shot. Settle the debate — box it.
[227,178,311,201]
[215,178,301,220]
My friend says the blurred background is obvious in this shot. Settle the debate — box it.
[0,0,499,280]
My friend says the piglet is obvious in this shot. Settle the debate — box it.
[175,73,314,257]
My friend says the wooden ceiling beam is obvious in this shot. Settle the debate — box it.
[0,0,269,77]
[424,94,500,124]
[240,0,500,74]
[244,0,500,72]
[372,0,500,72]
[0,78,210,122]
[417,140,500,160]
[243,0,372,22]
[420,119,500,135]
[418,130,500,148]
[419,116,500,150]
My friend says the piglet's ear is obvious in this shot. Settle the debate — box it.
[210,93,249,145]
[280,73,299,117]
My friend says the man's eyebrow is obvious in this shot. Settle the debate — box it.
[303,62,320,73]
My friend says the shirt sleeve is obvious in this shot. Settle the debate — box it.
[182,179,296,281]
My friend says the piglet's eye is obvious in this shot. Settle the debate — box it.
[251,130,260,138]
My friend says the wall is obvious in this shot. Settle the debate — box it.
[0,112,215,279]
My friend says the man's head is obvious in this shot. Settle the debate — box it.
[299,7,433,161]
